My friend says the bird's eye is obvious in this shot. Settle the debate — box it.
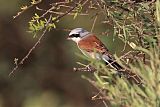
[69,34,80,38]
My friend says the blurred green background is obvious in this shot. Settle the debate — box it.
[0,0,126,107]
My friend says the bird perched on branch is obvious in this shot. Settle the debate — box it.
[67,28,142,85]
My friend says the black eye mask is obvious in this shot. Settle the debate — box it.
[69,34,80,38]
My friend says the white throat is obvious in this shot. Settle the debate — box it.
[71,37,81,43]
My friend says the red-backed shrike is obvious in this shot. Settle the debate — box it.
[67,28,123,70]
[67,28,142,85]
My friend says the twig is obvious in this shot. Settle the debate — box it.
[52,0,82,21]
[39,6,56,18]
[36,6,88,16]
[83,77,112,107]
[9,0,84,76]
[91,13,98,32]
[50,1,70,6]
[134,20,146,64]
[9,15,52,76]
[13,0,42,19]
[73,65,96,72]
[74,50,143,85]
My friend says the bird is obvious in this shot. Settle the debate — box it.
[67,28,142,85]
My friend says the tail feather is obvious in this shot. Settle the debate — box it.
[102,54,122,70]
[102,54,143,85]
[105,59,123,70]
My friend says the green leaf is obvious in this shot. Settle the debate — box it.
[73,4,82,19]
[34,13,40,19]
[94,72,104,86]
[156,0,160,25]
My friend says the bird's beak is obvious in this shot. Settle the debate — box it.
[67,35,71,40]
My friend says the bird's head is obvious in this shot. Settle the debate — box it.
[67,28,90,43]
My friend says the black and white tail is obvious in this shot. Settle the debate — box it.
[102,54,143,85]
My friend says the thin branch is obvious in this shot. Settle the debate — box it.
[73,65,96,72]
[83,77,112,107]
[36,6,88,16]
[50,1,70,6]
[9,15,52,76]
[91,13,98,32]
[9,0,84,76]
[74,50,143,85]
[13,0,42,19]
[39,6,56,18]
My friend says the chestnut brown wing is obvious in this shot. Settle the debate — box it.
[78,34,142,85]
[78,34,108,54]
[78,34,122,70]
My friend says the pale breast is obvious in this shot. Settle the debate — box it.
[77,45,102,60]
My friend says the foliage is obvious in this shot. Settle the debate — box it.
[83,46,160,107]
[13,0,160,107]
[81,0,160,107]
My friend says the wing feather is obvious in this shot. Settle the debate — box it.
[77,34,142,85]
[78,34,108,53]
[78,34,122,70]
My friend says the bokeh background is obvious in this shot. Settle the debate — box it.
[0,0,126,107]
